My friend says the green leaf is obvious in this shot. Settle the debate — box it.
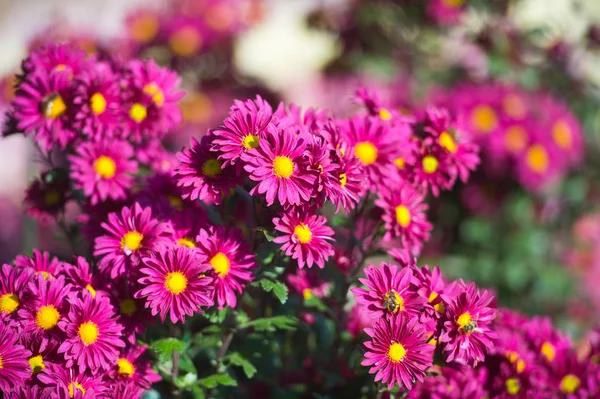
[204,307,229,324]
[305,296,328,313]
[175,372,198,389]
[178,354,197,375]
[256,227,275,241]
[255,279,289,304]
[199,373,237,388]
[151,338,185,363]
[192,386,206,399]
[227,352,257,378]
[240,316,298,332]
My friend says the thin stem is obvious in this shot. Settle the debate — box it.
[206,330,235,399]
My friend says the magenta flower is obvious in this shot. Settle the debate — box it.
[136,246,215,323]
[57,292,125,374]
[427,0,467,24]
[523,316,571,364]
[515,139,561,191]
[94,203,173,279]
[24,170,70,220]
[287,269,329,300]
[64,257,105,299]
[351,262,426,320]
[14,249,65,279]
[108,344,161,391]
[174,132,239,205]
[69,140,138,205]
[0,323,32,392]
[38,363,106,398]
[439,281,497,366]
[375,185,432,254]
[346,303,372,338]
[242,126,316,207]
[273,211,334,269]
[0,264,34,323]
[22,42,89,77]
[362,315,434,390]
[12,70,75,150]
[196,226,255,309]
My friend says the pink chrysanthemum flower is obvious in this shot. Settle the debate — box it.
[411,148,454,197]
[38,364,106,398]
[523,316,571,365]
[64,257,105,299]
[242,126,316,207]
[14,249,65,279]
[439,281,497,366]
[136,246,214,323]
[362,315,434,390]
[287,269,329,300]
[0,323,32,392]
[174,132,239,205]
[22,42,89,78]
[94,203,173,279]
[273,211,335,269]
[0,264,33,322]
[72,62,121,140]
[515,139,561,191]
[351,262,426,320]
[57,292,125,374]
[121,59,184,142]
[168,207,209,249]
[24,170,70,221]
[413,265,451,317]
[12,70,75,150]
[196,226,255,309]
[111,289,152,346]
[539,94,584,167]
[375,185,432,254]
[304,135,341,208]
[427,0,467,24]
[109,345,161,391]
[125,10,160,45]
[346,303,372,338]
[69,140,138,205]
[18,274,72,342]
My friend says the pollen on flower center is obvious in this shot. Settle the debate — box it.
[540,341,555,362]
[394,157,405,169]
[273,155,295,178]
[129,103,147,123]
[177,237,196,248]
[504,126,527,153]
[428,292,438,303]
[120,299,137,316]
[117,358,136,377]
[94,155,117,179]
[121,231,144,253]
[42,93,67,119]
[439,132,457,153]
[552,120,572,149]
[0,354,3,369]
[395,205,411,228]
[457,312,471,328]
[69,381,86,398]
[379,108,392,120]
[354,142,378,166]
[45,190,61,206]
[388,342,407,363]
[302,288,313,300]
[242,134,260,149]
[85,284,96,298]
[339,173,347,187]
[294,223,313,244]
[422,155,438,173]
[560,374,581,394]
[143,82,165,107]
[90,92,107,115]
[471,105,497,133]
[78,321,99,345]
[165,271,188,295]
[0,292,19,313]
[35,305,60,330]
[29,355,45,374]
[202,159,222,177]
[526,144,548,173]
[505,378,520,395]
[210,252,231,277]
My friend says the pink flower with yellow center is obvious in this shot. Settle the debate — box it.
[108,344,161,391]
[0,322,32,392]
[24,170,70,221]
[0,264,33,325]
[14,249,65,280]
[287,269,329,301]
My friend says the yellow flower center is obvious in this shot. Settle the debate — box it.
[177,237,196,248]
[429,292,445,313]
[69,382,86,398]
[143,82,165,107]
[379,108,392,120]
[129,14,159,43]
[293,223,313,244]
[560,374,581,394]
[0,354,3,369]
[129,103,147,123]
[210,252,231,277]
[273,156,295,178]
[354,142,378,166]
[505,378,520,395]
[85,284,96,298]
[395,205,411,228]
[503,94,527,120]
[0,293,19,313]
[516,359,526,373]
[45,190,61,206]
[552,120,572,149]
[202,159,223,177]
[120,299,137,316]
[167,195,184,210]
[165,271,188,295]
[35,305,60,330]
[121,231,144,252]
[29,355,45,374]
[242,134,260,149]
[388,342,407,362]
[40,271,51,279]
[504,126,527,153]
[471,105,498,134]
[117,358,135,377]
[78,321,99,345]
[526,144,549,173]
[540,341,555,362]
[169,26,202,57]
[42,94,67,119]
[428,292,438,303]
[90,92,107,115]
[506,351,518,364]
[394,157,405,169]
[339,173,347,187]
[422,155,438,173]
[439,132,457,153]
[93,155,117,179]
[302,288,313,300]
[382,290,405,313]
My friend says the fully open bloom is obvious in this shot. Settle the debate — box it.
[0,322,32,392]
[69,140,138,205]
[14,249,65,279]
[37,363,106,398]
[108,344,161,391]
[287,269,329,300]
[22,42,89,78]
[136,246,214,323]
[0,264,33,323]
[273,211,335,269]
[196,226,255,309]
[362,314,434,390]
[57,292,125,374]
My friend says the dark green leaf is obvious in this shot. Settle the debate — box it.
[256,227,275,241]
[199,373,237,388]
[254,279,289,304]
[240,316,298,332]
[151,338,185,363]
[227,352,257,378]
